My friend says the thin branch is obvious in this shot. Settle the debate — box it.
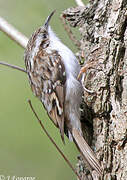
[28,100,82,180]
[0,17,28,49]
[74,0,85,6]
[0,61,26,73]
[60,15,81,48]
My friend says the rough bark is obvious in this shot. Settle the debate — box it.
[62,0,127,179]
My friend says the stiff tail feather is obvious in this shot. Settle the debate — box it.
[72,128,102,176]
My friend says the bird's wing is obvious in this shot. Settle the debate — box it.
[26,50,66,143]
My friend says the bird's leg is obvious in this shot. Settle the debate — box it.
[78,61,96,80]
[78,61,97,94]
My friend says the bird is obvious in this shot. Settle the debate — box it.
[24,10,102,176]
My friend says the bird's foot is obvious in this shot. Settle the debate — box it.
[77,61,96,80]
[78,61,97,94]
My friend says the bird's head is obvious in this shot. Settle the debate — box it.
[36,10,56,48]
[25,10,56,61]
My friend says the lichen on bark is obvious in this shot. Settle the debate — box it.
[62,0,127,179]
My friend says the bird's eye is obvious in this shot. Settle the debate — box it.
[42,33,47,39]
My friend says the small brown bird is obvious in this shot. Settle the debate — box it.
[24,10,102,176]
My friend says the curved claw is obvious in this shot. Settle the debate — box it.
[78,61,97,94]
[77,61,96,80]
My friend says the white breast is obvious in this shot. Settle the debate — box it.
[48,27,83,133]
[48,26,80,78]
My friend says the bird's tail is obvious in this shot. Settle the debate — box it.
[72,128,102,177]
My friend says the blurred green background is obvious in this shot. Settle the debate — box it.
[0,0,87,180]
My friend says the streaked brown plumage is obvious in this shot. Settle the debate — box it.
[25,48,66,141]
[24,10,102,176]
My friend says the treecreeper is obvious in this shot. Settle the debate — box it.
[24,10,102,177]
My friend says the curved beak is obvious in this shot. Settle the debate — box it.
[44,10,56,29]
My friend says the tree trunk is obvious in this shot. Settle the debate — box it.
[62,0,127,179]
